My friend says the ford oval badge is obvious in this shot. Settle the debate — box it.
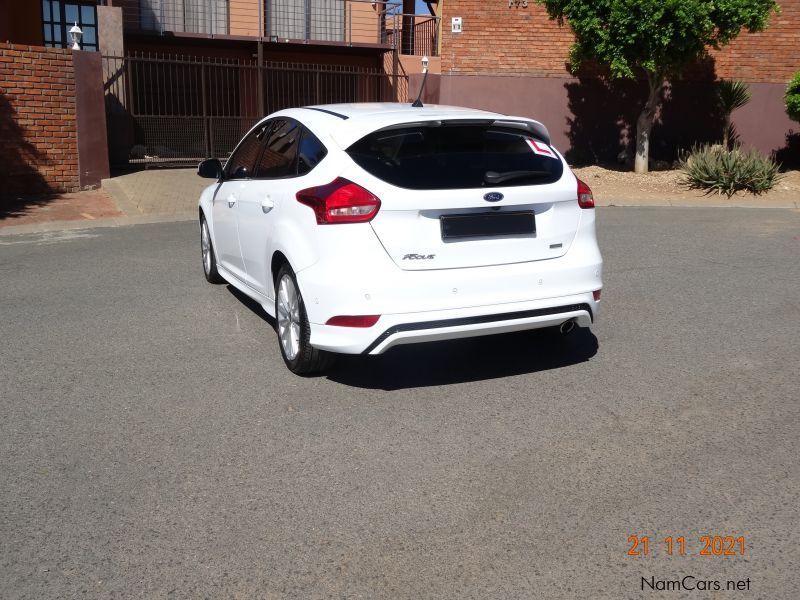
[484,192,504,202]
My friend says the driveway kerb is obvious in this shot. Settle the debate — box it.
[0,211,197,237]
[596,197,799,209]
[101,176,141,216]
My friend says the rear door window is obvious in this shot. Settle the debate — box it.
[256,119,300,179]
[346,124,563,189]
[225,123,269,179]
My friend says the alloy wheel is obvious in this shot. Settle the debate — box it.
[201,220,212,275]
[276,274,301,361]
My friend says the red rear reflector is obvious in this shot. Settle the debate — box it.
[296,178,381,224]
[593,289,602,301]
[326,315,381,328]
[577,178,595,209]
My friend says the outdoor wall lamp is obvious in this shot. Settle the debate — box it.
[69,23,83,50]
[412,56,430,107]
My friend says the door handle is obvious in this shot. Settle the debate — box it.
[227,194,237,208]
[261,197,275,213]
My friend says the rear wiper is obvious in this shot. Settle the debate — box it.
[484,170,551,184]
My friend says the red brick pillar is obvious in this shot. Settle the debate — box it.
[0,44,79,199]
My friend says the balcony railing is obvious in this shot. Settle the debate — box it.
[386,14,440,56]
[120,0,431,49]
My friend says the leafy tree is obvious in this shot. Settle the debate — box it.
[786,72,800,122]
[536,0,779,172]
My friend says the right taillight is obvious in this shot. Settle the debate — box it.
[577,178,595,209]
[296,178,381,224]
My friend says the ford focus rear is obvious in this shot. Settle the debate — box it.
[197,103,602,374]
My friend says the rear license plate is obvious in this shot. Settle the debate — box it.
[440,211,536,240]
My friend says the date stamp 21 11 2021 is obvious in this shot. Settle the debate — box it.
[628,534,746,557]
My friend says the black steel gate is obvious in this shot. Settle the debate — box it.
[102,52,407,167]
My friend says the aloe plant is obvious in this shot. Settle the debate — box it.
[680,144,780,197]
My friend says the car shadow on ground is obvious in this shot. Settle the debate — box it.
[226,285,599,390]
[330,328,598,390]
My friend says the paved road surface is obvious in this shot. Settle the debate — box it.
[1,208,798,598]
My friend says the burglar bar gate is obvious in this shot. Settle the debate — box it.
[102,52,408,167]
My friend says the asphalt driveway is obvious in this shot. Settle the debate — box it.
[1,208,798,598]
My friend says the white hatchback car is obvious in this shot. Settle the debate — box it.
[197,103,602,374]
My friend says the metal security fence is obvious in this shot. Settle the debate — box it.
[103,52,407,167]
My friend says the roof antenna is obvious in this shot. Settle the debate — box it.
[411,55,429,108]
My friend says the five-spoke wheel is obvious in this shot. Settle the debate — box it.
[274,264,334,375]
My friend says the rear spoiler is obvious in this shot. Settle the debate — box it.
[492,119,551,146]
[342,118,552,147]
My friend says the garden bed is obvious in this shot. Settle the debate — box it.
[572,165,800,204]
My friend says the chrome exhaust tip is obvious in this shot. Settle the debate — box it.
[559,319,576,335]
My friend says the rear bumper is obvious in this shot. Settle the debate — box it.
[297,209,602,355]
[308,293,597,355]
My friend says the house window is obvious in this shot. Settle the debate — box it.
[43,1,99,51]
[139,0,229,34]
[267,0,344,42]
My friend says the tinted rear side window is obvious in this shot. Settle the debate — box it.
[256,119,299,178]
[297,129,328,175]
[225,126,267,179]
[346,125,563,189]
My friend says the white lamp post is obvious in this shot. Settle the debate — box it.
[412,55,430,107]
[69,23,83,50]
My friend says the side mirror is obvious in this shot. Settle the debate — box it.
[198,158,222,180]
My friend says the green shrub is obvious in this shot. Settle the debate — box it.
[680,145,781,197]
[786,72,800,122]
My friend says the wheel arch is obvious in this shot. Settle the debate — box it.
[269,217,319,298]
[271,251,289,285]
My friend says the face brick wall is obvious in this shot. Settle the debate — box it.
[0,44,79,198]
[711,0,800,83]
[442,0,800,84]
[439,0,800,159]
[441,1,573,76]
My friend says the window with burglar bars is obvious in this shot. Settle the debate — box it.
[139,0,229,34]
[267,0,344,42]
[43,1,99,51]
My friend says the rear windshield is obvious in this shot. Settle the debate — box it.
[346,124,563,190]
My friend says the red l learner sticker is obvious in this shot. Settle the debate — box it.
[525,138,556,158]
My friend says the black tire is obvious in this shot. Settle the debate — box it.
[274,263,335,375]
[200,215,224,284]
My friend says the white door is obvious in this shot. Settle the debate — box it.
[237,119,302,298]
[211,180,245,279]
[212,127,264,281]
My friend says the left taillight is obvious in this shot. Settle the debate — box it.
[577,178,595,209]
[296,177,381,224]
